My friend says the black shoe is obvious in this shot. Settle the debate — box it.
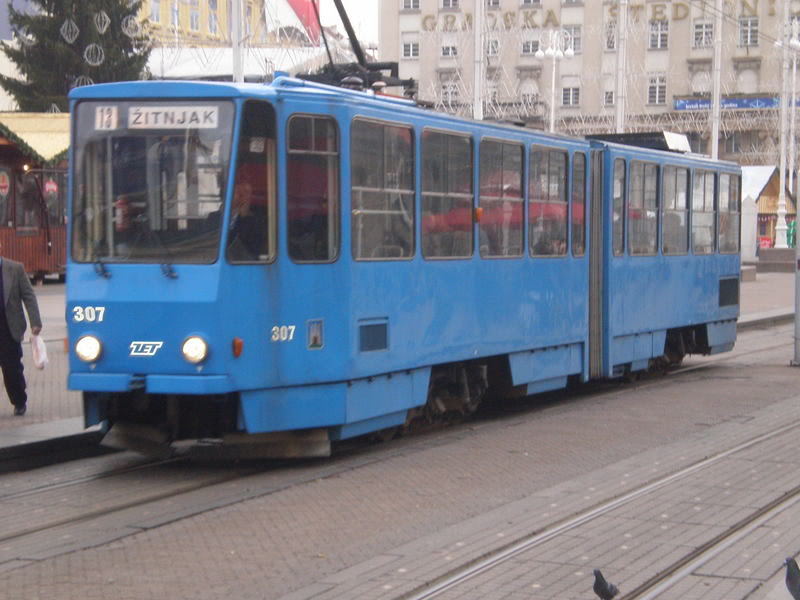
[13,404,25,416]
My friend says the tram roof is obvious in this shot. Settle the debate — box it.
[0,112,70,166]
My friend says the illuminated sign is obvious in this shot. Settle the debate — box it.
[128,106,219,129]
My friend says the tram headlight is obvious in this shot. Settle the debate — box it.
[181,336,208,364]
[75,335,102,363]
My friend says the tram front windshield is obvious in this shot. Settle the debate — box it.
[72,100,235,264]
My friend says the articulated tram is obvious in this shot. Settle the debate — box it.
[66,77,740,456]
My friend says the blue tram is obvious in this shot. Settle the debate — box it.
[66,77,740,456]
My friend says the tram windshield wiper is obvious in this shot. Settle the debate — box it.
[91,242,111,279]
[93,258,111,279]
[130,214,179,279]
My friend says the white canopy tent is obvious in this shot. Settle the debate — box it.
[147,44,353,82]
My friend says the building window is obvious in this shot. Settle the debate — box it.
[686,132,704,154]
[190,0,199,31]
[649,20,668,49]
[522,40,539,55]
[487,39,499,56]
[170,0,179,27]
[739,17,758,47]
[562,87,580,106]
[403,42,419,58]
[563,26,581,53]
[487,0,500,7]
[209,0,218,34]
[441,45,458,57]
[722,130,758,154]
[403,0,420,8]
[693,21,713,48]
[604,90,614,105]
[521,0,541,4]
[605,20,616,50]
[245,3,252,37]
[487,80,498,102]
[442,0,459,8]
[648,74,666,104]
[151,0,161,22]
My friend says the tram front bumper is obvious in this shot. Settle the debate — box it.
[69,373,233,395]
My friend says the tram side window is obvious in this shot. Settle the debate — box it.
[612,158,625,256]
[692,170,716,254]
[718,173,741,254]
[662,166,689,255]
[479,139,523,258]
[227,100,276,263]
[351,119,414,260]
[287,115,339,262]
[628,162,658,256]
[421,130,473,259]
[529,147,567,256]
[572,153,586,257]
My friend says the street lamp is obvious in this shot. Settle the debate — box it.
[788,21,800,198]
[535,29,574,133]
[776,8,791,250]
[789,20,800,366]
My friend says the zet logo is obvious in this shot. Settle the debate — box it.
[129,341,164,357]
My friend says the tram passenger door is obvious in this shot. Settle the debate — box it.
[588,150,604,378]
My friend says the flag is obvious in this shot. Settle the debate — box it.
[286,0,321,45]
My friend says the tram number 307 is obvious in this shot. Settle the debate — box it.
[271,325,296,342]
[73,306,106,322]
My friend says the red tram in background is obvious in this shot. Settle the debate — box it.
[0,167,68,281]
[0,113,70,281]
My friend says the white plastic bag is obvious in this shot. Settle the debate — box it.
[31,334,48,370]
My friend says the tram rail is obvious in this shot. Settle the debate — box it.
[403,417,800,599]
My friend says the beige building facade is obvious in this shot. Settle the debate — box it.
[379,0,800,165]
[143,0,272,47]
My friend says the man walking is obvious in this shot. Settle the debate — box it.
[0,257,41,416]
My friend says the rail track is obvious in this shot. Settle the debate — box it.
[403,416,800,599]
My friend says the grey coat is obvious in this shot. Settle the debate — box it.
[2,258,41,342]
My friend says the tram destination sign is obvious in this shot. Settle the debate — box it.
[128,106,219,129]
